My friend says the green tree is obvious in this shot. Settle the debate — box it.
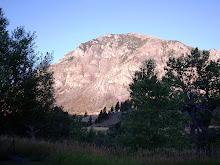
[116,60,189,150]
[103,107,108,119]
[70,115,87,141]
[115,102,120,112]
[0,8,55,135]
[120,102,124,112]
[120,100,129,112]
[110,106,114,112]
[42,106,71,141]
[97,107,108,123]
[97,110,103,123]
[88,115,92,126]
[165,48,220,151]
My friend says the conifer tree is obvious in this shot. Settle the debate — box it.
[110,106,114,112]
[88,115,92,126]
[115,102,120,112]
[165,48,220,151]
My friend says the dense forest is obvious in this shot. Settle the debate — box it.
[0,8,220,164]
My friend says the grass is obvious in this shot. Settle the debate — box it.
[48,151,137,165]
[0,161,48,165]
[0,136,219,165]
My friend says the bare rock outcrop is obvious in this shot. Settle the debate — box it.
[50,33,219,114]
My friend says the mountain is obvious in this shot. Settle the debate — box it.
[49,33,220,114]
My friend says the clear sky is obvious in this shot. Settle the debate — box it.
[0,0,219,63]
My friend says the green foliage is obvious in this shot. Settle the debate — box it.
[115,102,120,112]
[118,109,189,150]
[48,151,138,165]
[96,107,109,123]
[118,35,148,52]
[88,115,92,126]
[112,49,220,151]
[69,116,87,141]
[120,100,130,112]
[110,106,114,112]
[0,8,57,138]
[115,59,189,150]
[40,106,71,141]
[165,48,220,151]
[1,136,219,165]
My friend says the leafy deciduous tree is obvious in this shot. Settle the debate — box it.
[0,8,55,135]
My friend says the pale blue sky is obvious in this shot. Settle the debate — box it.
[0,0,219,63]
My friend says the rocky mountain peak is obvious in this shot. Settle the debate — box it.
[50,33,219,114]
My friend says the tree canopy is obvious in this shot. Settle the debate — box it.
[165,48,220,151]
[116,60,189,150]
[112,48,220,151]
[0,8,55,135]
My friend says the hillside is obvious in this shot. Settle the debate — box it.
[49,33,220,114]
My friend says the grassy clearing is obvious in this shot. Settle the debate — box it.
[0,136,219,165]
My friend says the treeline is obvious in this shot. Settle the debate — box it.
[95,100,132,123]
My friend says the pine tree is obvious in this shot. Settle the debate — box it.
[103,107,108,119]
[97,110,103,123]
[115,102,120,112]
[165,48,220,151]
[123,100,129,111]
[120,101,129,112]
[120,102,124,112]
[88,116,92,126]
[110,106,114,113]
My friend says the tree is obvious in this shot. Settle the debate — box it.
[103,107,108,119]
[115,102,120,112]
[110,106,114,112]
[97,107,108,123]
[120,102,125,112]
[165,48,220,151]
[120,100,129,112]
[88,115,92,126]
[97,110,103,123]
[42,106,71,141]
[70,115,87,142]
[0,8,55,135]
[116,60,189,150]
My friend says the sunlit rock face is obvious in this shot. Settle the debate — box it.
[49,33,220,114]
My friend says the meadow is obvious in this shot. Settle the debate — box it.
[0,136,219,165]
